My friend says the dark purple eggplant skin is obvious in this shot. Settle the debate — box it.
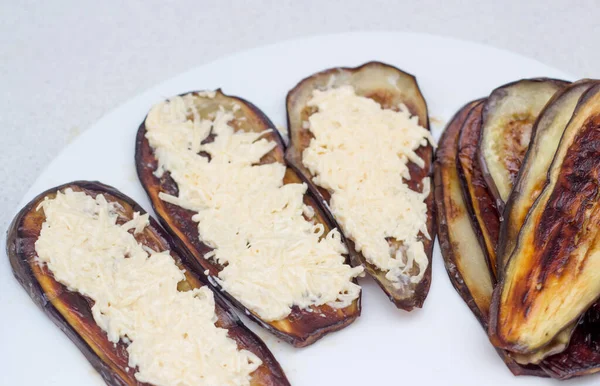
[457,100,500,280]
[435,100,546,378]
[6,181,290,386]
[285,61,435,311]
[136,90,361,348]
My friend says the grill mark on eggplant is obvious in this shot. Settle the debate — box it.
[6,181,290,386]
[136,90,361,347]
[457,101,500,278]
[285,61,435,311]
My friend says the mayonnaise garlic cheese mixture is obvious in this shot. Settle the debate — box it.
[35,189,261,386]
[145,93,363,322]
[302,85,435,288]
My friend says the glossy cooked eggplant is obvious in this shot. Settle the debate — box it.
[434,100,544,376]
[286,61,435,311]
[136,90,361,348]
[6,181,289,386]
[457,100,500,278]
[479,78,569,210]
[497,80,597,274]
[436,100,495,322]
[490,84,600,355]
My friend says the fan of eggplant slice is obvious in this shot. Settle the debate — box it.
[435,100,545,377]
[136,90,361,348]
[286,61,435,311]
[438,79,600,379]
[490,84,600,356]
[6,181,290,386]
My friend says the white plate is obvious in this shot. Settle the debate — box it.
[0,32,592,386]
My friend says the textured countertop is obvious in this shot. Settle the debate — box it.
[1,0,597,231]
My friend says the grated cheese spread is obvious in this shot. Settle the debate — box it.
[35,189,261,386]
[302,85,434,288]
[145,93,363,322]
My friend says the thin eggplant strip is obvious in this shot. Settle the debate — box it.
[490,84,600,354]
[286,61,435,311]
[498,80,597,275]
[457,101,500,278]
[479,78,569,209]
[6,181,289,386]
[436,100,494,321]
[136,90,361,347]
[435,100,545,377]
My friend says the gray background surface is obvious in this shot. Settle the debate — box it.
[1,0,596,231]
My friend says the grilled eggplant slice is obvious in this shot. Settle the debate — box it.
[498,80,597,274]
[436,100,495,322]
[457,101,500,278]
[6,181,289,386]
[490,84,600,354]
[286,61,435,311]
[479,78,568,209]
[435,101,544,377]
[136,90,361,347]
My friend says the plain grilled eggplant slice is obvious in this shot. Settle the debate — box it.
[457,100,500,278]
[136,90,361,348]
[479,78,569,209]
[497,80,597,275]
[490,84,600,355]
[434,101,545,377]
[6,181,289,386]
[286,61,435,311]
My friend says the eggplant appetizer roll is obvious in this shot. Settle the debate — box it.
[286,62,436,311]
[136,90,363,347]
[6,181,289,386]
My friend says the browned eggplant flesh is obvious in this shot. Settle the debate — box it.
[490,84,600,356]
[497,80,597,274]
[286,61,435,311]
[479,79,568,210]
[136,90,361,347]
[6,181,289,386]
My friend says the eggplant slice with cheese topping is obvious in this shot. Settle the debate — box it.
[479,78,568,213]
[136,90,362,347]
[490,84,600,356]
[286,61,435,311]
[6,181,289,386]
